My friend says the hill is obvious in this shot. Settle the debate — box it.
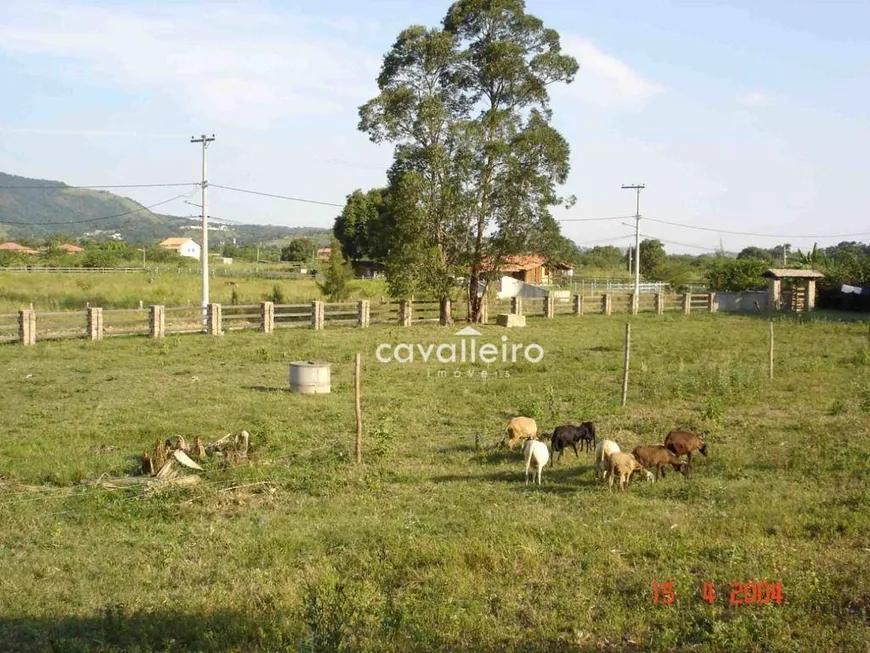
[0,172,332,245]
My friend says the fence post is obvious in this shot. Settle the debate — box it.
[260,301,274,333]
[769,320,774,380]
[399,299,412,326]
[683,293,692,315]
[355,352,363,464]
[86,307,103,341]
[621,322,631,406]
[631,292,639,316]
[573,294,582,316]
[311,301,324,330]
[207,303,223,336]
[603,293,612,317]
[654,293,663,315]
[543,295,555,319]
[708,292,717,313]
[510,296,523,316]
[357,300,370,328]
[18,309,36,346]
[148,305,165,339]
[440,297,453,326]
[478,298,488,325]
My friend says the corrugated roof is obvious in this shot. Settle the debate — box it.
[762,268,825,279]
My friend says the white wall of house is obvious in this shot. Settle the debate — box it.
[178,241,201,259]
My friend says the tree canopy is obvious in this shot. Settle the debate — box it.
[280,239,318,263]
[356,0,578,320]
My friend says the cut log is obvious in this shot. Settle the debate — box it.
[235,430,250,458]
[172,449,203,470]
[155,458,176,479]
[142,451,154,476]
[154,438,167,470]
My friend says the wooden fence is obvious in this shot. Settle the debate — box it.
[6,292,720,346]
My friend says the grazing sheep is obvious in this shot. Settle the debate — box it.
[664,430,708,473]
[594,439,621,481]
[503,416,537,451]
[549,422,596,464]
[632,445,688,480]
[523,439,550,486]
[607,452,648,491]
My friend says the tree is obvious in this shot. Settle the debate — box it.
[281,238,317,262]
[333,188,391,261]
[652,259,695,291]
[704,258,768,291]
[769,243,792,266]
[638,239,667,279]
[580,245,625,270]
[317,240,354,301]
[795,242,824,268]
[737,246,773,263]
[358,0,578,320]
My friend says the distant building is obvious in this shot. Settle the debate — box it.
[158,237,201,259]
[0,242,38,255]
[353,260,385,279]
[484,255,573,285]
[316,247,332,262]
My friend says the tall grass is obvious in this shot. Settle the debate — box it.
[0,270,389,312]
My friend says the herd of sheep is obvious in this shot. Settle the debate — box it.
[502,416,709,491]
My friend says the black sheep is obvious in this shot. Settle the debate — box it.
[549,422,596,464]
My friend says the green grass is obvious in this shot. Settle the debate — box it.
[1,313,869,651]
[0,271,389,312]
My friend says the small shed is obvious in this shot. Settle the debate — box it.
[762,269,825,312]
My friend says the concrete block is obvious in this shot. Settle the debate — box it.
[497,313,526,327]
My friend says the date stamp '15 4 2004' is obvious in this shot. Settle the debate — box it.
[652,581,785,606]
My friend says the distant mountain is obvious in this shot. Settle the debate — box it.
[0,172,333,245]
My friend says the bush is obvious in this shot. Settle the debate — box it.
[704,258,768,291]
[317,241,354,301]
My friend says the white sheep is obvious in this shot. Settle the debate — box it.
[594,439,621,481]
[523,438,550,486]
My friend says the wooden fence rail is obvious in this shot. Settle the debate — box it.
[4,293,720,345]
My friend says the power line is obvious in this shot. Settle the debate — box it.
[558,215,638,222]
[577,234,634,246]
[0,182,199,190]
[644,216,870,240]
[638,232,720,252]
[211,184,344,208]
[0,192,195,226]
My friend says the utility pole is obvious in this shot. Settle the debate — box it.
[190,133,215,328]
[622,184,645,313]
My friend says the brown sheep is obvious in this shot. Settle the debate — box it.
[607,452,648,491]
[503,417,537,451]
[664,430,708,473]
[632,445,688,481]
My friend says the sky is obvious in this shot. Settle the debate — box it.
[0,0,868,254]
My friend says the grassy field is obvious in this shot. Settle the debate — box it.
[1,311,869,652]
[0,270,390,313]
